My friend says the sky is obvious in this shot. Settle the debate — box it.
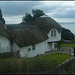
[0,1,75,33]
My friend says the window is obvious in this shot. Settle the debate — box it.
[51,30,53,37]
[51,30,56,37]
[32,44,35,50]
[28,48,31,51]
[0,42,1,48]
[54,30,56,36]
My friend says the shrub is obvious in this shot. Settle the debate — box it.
[0,52,13,58]
[0,58,21,73]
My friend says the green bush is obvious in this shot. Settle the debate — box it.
[0,58,19,73]
[0,52,13,58]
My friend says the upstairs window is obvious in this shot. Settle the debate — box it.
[54,30,56,36]
[32,44,35,50]
[0,42,1,48]
[51,30,56,37]
[51,30,53,37]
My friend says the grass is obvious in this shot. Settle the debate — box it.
[60,44,75,48]
[0,52,72,74]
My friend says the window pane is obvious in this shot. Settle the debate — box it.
[54,30,56,36]
[0,42,1,48]
[51,30,53,37]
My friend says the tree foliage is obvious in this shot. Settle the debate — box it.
[61,27,74,40]
[22,13,33,22]
[0,9,5,24]
[32,9,45,20]
[22,9,45,22]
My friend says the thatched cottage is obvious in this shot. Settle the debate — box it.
[0,15,62,58]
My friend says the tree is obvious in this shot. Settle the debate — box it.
[72,35,75,44]
[0,9,5,24]
[61,27,74,40]
[32,9,45,20]
[22,9,45,22]
[22,13,32,22]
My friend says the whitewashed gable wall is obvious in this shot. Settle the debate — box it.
[20,41,50,58]
[47,28,61,42]
[12,42,20,52]
[0,36,11,53]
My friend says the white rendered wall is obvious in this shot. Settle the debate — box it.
[20,40,54,58]
[11,40,55,58]
[47,28,61,42]
[0,36,11,53]
[12,42,20,52]
[47,42,54,51]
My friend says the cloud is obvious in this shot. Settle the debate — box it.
[32,1,75,18]
[0,1,75,24]
[4,15,23,24]
[52,18,75,23]
[0,1,41,17]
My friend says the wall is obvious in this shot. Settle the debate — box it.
[12,42,20,52]
[52,57,75,74]
[47,42,54,51]
[20,40,54,58]
[47,28,61,42]
[0,36,11,53]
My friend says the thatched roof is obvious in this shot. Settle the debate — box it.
[6,24,48,47]
[34,15,62,34]
[5,15,62,47]
[0,21,11,41]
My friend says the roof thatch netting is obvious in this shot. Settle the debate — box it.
[34,15,62,34]
[7,25,48,47]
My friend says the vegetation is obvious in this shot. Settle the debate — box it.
[61,27,74,41]
[72,35,75,44]
[60,44,75,48]
[0,52,72,74]
[0,52,14,59]
[22,9,45,22]
[0,9,5,24]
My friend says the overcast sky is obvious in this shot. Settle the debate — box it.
[0,1,75,24]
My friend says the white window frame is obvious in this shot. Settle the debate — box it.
[51,29,56,37]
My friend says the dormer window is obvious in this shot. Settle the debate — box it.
[51,30,56,37]
[51,30,53,37]
[54,30,56,36]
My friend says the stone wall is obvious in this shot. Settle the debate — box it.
[52,57,75,74]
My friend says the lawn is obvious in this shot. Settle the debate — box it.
[60,44,75,48]
[0,52,72,74]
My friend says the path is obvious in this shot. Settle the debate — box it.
[60,47,74,56]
